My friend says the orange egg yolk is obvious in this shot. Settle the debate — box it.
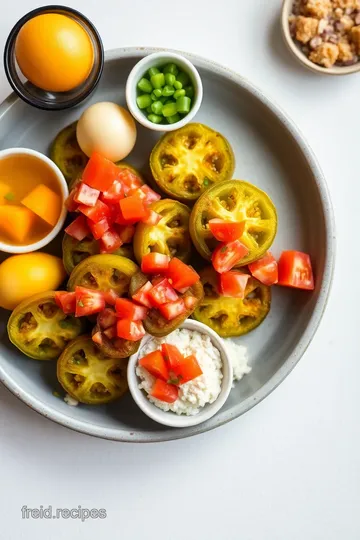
[15,13,94,92]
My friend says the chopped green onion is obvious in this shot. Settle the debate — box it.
[173,80,182,90]
[184,85,194,98]
[176,95,191,114]
[163,63,179,76]
[137,77,153,93]
[167,113,181,124]
[162,102,178,117]
[150,73,165,89]
[162,85,175,97]
[176,71,190,87]
[136,94,152,109]
[148,67,160,77]
[159,96,167,103]
[146,106,153,113]
[164,99,175,105]
[174,89,186,99]
[151,100,163,115]
[153,88,162,98]
[165,73,176,86]
[148,114,163,124]
[151,91,158,101]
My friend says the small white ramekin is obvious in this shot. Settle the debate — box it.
[0,148,68,254]
[126,51,203,132]
[127,319,233,428]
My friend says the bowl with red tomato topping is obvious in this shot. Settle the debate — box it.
[127,319,233,427]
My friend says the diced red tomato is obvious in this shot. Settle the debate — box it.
[78,199,110,223]
[141,253,170,274]
[103,289,119,306]
[175,355,203,384]
[54,291,76,314]
[208,219,245,242]
[139,350,169,381]
[65,187,80,212]
[92,331,103,345]
[148,278,178,307]
[141,208,162,225]
[115,298,148,320]
[166,258,200,291]
[74,182,100,207]
[128,187,146,201]
[184,296,198,310]
[151,379,179,403]
[212,240,249,274]
[104,325,117,339]
[248,252,278,286]
[82,152,119,192]
[116,224,135,244]
[158,298,186,321]
[161,343,184,372]
[99,228,123,254]
[140,184,161,205]
[277,250,314,290]
[65,215,90,241]
[116,319,145,341]
[119,195,147,222]
[131,281,153,308]
[219,271,249,298]
[117,169,142,193]
[87,217,110,240]
[97,308,117,329]
[75,287,105,317]
[100,180,124,204]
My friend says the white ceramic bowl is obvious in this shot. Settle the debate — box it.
[126,51,203,131]
[0,148,68,254]
[127,319,233,428]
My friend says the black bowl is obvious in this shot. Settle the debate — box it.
[3,5,104,111]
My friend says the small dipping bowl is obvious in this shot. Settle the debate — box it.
[127,319,233,428]
[126,51,203,132]
[0,148,68,254]
[3,5,104,110]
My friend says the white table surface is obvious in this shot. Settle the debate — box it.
[0,1,358,539]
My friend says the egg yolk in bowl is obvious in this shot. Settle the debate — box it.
[15,13,94,93]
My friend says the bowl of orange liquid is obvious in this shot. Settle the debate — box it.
[3,5,104,110]
[0,148,68,253]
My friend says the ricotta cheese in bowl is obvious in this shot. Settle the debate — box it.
[127,319,233,428]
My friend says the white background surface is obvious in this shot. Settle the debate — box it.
[0,1,358,539]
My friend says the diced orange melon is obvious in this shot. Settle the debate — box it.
[0,182,12,204]
[0,205,37,243]
[21,184,61,227]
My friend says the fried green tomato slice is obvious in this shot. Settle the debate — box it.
[190,180,277,266]
[92,324,140,359]
[150,123,235,201]
[192,267,271,337]
[50,123,88,184]
[129,271,204,337]
[7,292,84,360]
[133,199,191,265]
[62,234,135,275]
[57,336,128,404]
[67,255,138,296]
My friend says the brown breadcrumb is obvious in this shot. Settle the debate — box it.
[304,0,332,18]
[338,40,355,60]
[309,42,340,66]
[351,25,360,52]
[295,16,319,42]
[333,0,360,9]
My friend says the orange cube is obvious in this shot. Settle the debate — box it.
[21,184,61,227]
[0,205,36,244]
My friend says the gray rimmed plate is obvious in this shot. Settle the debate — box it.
[0,47,335,443]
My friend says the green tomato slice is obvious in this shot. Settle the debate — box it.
[50,123,88,185]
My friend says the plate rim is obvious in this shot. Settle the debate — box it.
[0,46,336,443]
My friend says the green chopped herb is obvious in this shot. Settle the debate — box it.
[203,178,210,187]
[168,377,181,386]
[52,391,61,398]
[78,300,84,307]
[4,192,15,201]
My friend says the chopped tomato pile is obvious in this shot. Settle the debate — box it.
[65,152,161,253]
[139,343,203,403]
[132,256,200,321]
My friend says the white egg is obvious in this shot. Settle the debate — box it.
[76,102,137,162]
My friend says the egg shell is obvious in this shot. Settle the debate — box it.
[76,102,137,162]
[0,253,66,310]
